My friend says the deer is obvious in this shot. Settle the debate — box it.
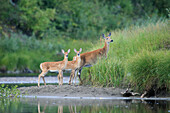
[70,33,113,84]
[64,48,82,85]
[38,49,70,87]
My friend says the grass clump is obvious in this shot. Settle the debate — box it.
[127,50,170,93]
[82,58,124,87]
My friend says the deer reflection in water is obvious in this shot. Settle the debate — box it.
[58,105,63,113]
[38,101,47,113]
[38,101,77,113]
[58,105,77,113]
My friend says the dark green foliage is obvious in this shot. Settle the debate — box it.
[18,0,55,36]
[0,0,169,39]
[0,0,19,25]
[131,0,170,18]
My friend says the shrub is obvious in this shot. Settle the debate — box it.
[0,84,21,98]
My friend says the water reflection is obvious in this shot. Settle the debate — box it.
[57,106,63,113]
[0,98,169,113]
[37,100,78,113]
[38,101,47,113]
[35,98,169,113]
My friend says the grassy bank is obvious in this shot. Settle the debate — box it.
[81,21,170,93]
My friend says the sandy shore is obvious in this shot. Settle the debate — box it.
[18,85,125,97]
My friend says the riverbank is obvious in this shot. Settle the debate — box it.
[18,85,170,98]
[18,85,125,97]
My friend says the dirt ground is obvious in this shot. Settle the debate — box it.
[18,85,125,97]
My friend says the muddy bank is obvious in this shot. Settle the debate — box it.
[18,85,125,97]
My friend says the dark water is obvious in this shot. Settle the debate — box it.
[0,97,169,113]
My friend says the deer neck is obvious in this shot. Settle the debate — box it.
[103,42,110,58]
[76,56,81,67]
[63,57,68,68]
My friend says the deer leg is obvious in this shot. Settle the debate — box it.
[74,70,78,85]
[59,70,63,85]
[38,71,47,87]
[42,76,46,86]
[69,70,74,85]
[38,74,41,87]
[78,67,83,85]
[57,73,60,85]
[61,71,63,85]
[72,70,75,85]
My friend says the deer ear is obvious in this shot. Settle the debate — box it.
[102,34,105,39]
[62,49,65,54]
[79,48,82,52]
[74,49,77,53]
[68,49,70,53]
[108,32,111,37]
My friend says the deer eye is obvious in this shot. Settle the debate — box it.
[107,38,108,40]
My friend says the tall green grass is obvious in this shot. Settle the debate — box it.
[127,50,170,93]
[81,20,170,92]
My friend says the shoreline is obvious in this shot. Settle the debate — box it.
[18,85,170,99]
[18,85,124,97]
[20,95,170,100]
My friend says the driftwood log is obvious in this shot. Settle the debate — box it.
[121,88,140,97]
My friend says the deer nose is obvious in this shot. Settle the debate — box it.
[110,40,113,42]
[78,54,80,56]
[66,55,68,57]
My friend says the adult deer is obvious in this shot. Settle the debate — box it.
[38,49,70,87]
[74,33,113,84]
[64,48,82,85]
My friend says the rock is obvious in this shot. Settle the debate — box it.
[23,68,33,73]
[0,66,7,73]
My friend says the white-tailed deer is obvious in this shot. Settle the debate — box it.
[74,33,113,84]
[38,49,70,87]
[64,48,82,85]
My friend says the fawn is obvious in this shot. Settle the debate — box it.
[38,49,70,87]
[65,48,82,85]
